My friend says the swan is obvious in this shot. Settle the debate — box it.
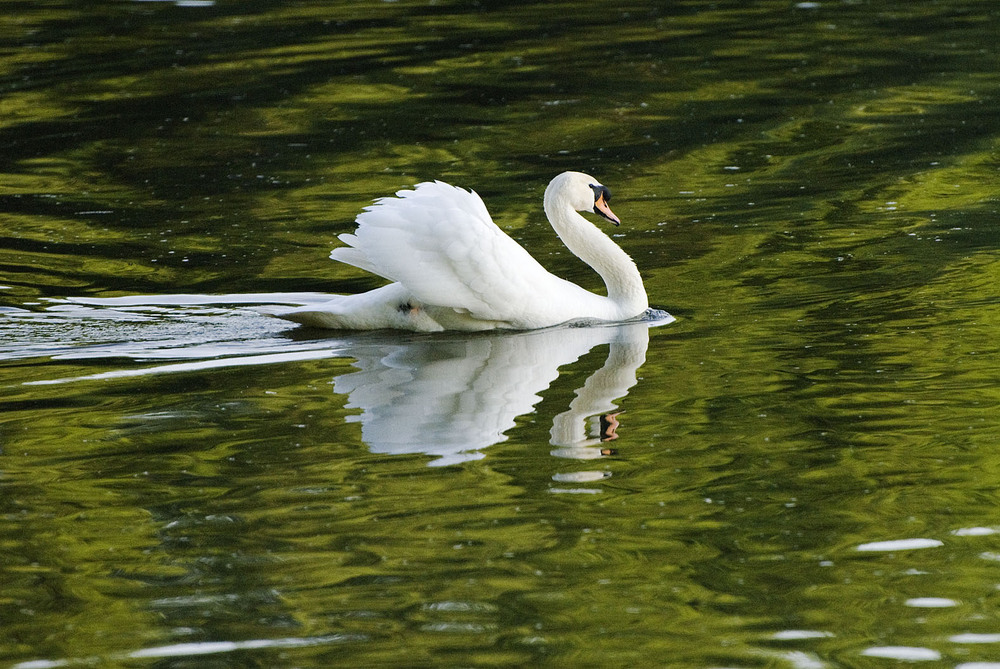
[274,171,650,331]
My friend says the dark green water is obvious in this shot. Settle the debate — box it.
[3,1,1000,666]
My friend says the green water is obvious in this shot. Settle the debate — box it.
[3,0,1000,666]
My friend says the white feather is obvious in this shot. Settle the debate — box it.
[275,171,649,331]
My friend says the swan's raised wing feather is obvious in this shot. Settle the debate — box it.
[331,181,564,324]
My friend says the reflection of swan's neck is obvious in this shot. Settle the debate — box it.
[544,195,648,316]
[549,324,650,448]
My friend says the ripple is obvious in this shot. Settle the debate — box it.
[422,600,497,613]
[951,634,1000,644]
[24,349,343,385]
[552,471,611,483]
[11,635,363,669]
[420,622,492,634]
[861,646,941,661]
[771,630,835,640]
[128,635,361,658]
[904,597,958,608]
[952,527,999,537]
[855,538,943,552]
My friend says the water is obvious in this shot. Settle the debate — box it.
[3,0,1000,666]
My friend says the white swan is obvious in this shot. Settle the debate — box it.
[274,171,650,331]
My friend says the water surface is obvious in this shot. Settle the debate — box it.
[3,1,1000,667]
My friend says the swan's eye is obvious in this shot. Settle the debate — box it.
[589,184,611,203]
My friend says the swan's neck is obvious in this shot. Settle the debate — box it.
[543,196,648,316]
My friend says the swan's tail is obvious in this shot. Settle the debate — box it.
[262,284,446,331]
[262,301,356,329]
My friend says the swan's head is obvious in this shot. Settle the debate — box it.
[546,171,621,226]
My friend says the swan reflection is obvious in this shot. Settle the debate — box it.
[6,294,671,468]
[330,317,669,466]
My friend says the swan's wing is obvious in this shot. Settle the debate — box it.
[330,181,565,324]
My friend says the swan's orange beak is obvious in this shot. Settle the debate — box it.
[593,193,620,226]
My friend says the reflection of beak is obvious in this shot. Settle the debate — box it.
[599,412,621,441]
[593,194,621,226]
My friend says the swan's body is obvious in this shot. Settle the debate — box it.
[275,171,649,331]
